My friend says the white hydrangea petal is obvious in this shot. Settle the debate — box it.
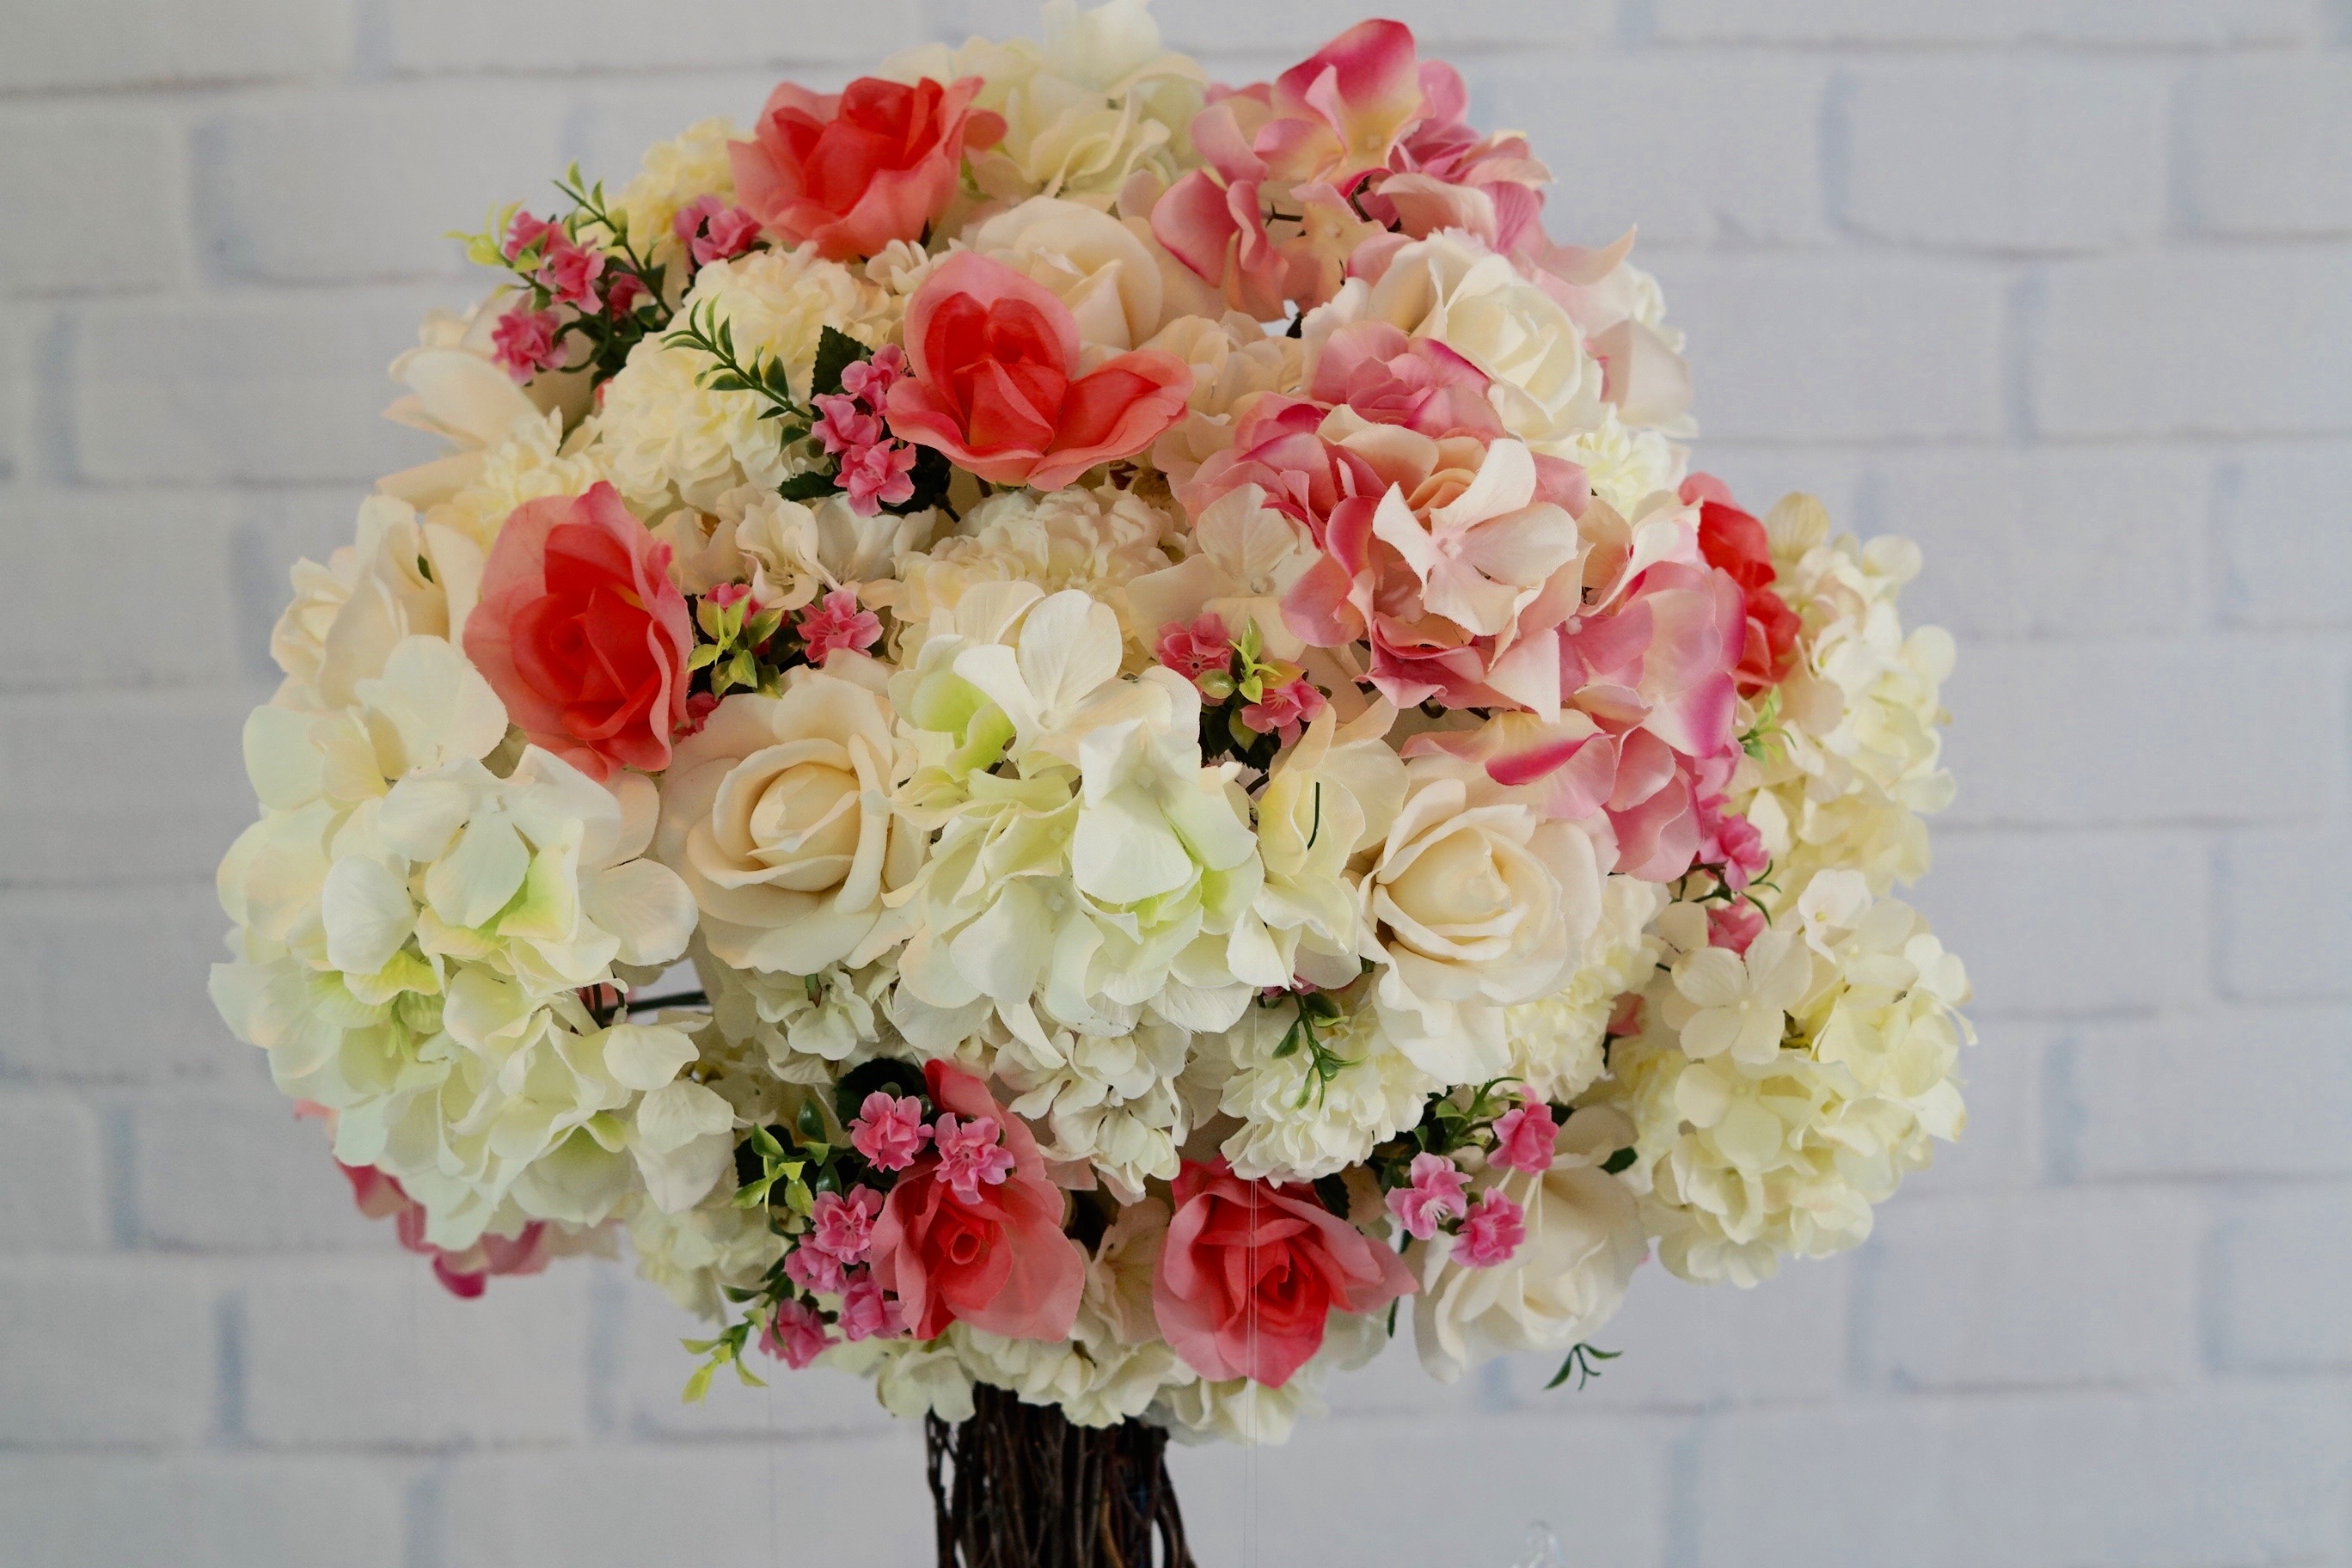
[601,1023,698,1093]
[635,1079,734,1154]
[320,857,415,976]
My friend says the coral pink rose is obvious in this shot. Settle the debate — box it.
[1153,1158,1415,1387]
[464,481,692,781]
[867,1061,1085,1343]
[730,76,1003,261]
[884,251,1192,490]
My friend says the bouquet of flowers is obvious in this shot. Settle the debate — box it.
[212,1,1966,1553]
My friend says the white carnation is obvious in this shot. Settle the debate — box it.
[891,482,1179,656]
[1215,989,1436,1183]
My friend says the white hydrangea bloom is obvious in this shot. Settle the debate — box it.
[709,954,899,1085]
[891,482,1179,657]
[593,248,897,513]
[1151,1310,1384,1447]
[1503,874,1663,1102]
[990,1017,1192,1197]
[1213,988,1436,1183]
[628,1186,787,1320]
[610,117,739,276]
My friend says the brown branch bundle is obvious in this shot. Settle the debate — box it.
[926,1385,1196,1568]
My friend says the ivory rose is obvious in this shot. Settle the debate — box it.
[967,196,1168,352]
[885,251,1193,490]
[730,76,1005,260]
[1363,750,1606,1079]
[652,660,924,976]
[463,482,691,780]
[1152,1157,1415,1387]
[868,1061,1086,1340]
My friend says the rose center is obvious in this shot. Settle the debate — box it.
[748,762,862,887]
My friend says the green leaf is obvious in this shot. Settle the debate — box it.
[775,469,841,502]
[682,1361,717,1404]
[726,648,757,690]
[1600,1147,1637,1175]
[1543,1343,1621,1393]
[688,643,722,671]
[809,326,868,401]
[749,1125,786,1160]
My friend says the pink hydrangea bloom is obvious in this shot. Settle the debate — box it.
[785,1241,850,1295]
[836,1272,900,1342]
[1385,1152,1471,1240]
[1490,1103,1558,1175]
[1456,1189,1526,1268]
[490,305,562,381]
[807,1186,884,1264]
[797,587,883,664]
[760,1298,835,1369]
[537,235,607,309]
[848,1091,933,1172]
[1155,613,1233,693]
[932,1113,1017,1204]
[1707,901,1765,956]
[841,438,917,513]
[1240,676,1326,746]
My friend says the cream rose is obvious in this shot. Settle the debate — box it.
[652,662,924,975]
[1363,753,1604,1080]
[968,196,1168,352]
[1413,1106,1645,1383]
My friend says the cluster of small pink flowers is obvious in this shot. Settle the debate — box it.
[796,587,882,664]
[1240,677,1326,747]
[1387,1152,1470,1240]
[1455,1190,1526,1268]
[847,1091,932,1171]
[1156,613,1233,692]
[779,1185,900,1347]
[932,1113,1017,1203]
[491,305,562,380]
[1490,1103,1558,1175]
[761,1297,833,1369]
[812,345,918,514]
[672,194,761,268]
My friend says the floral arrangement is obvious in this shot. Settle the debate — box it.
[212,0,1968,1451]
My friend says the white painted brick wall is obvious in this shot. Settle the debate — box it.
[0,2,2345,1565]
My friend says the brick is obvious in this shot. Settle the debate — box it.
[2219,831,2352,1003]
[0,310,28,484]
[0,1258,217,1445]
[1939,638,2343,828]
[2035,248,2352,437]
[1865,448,2208,641]
[1647,255,2006,442]
[553,76,785,193]
[381,0,921,73]
[65,290,464,486]
[0,1089,107,1252]
[0,0,352,90]
[1653,0,2321,44]
[2216,1185,2352,1370]
[0,491,245,691]
[0,884,247,1081]
[1692,1387,2350,1568]
[1481,58,1828,248]
[1173,1412,1681,1568]
[616,1272,898,1440]
[1147,0,1615,52]
[0,690,260,887]
[0,108,185,297]
[1858,1190,2198,1390]
[129,1088,384,1251]
[2181,61,2352,237]
[1842,64,2167,253]
[442,1437,932,1567]
[198,88,568,285]
[1485,1253,1853,1411]
[2214,442,2352,630]
[1913,831,2208,1016]
[242,1259,595,1445]
[0,1454,407,1568]
[2067,1008,2352,1179]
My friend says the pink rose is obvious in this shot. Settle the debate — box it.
[1154,1158,1416,1387]
[730,76,1004,262]
[885,250,1192,491]
[463,482,693,781]
[867,1062,1084,1343]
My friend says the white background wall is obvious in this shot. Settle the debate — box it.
[1,0,2348,1564]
